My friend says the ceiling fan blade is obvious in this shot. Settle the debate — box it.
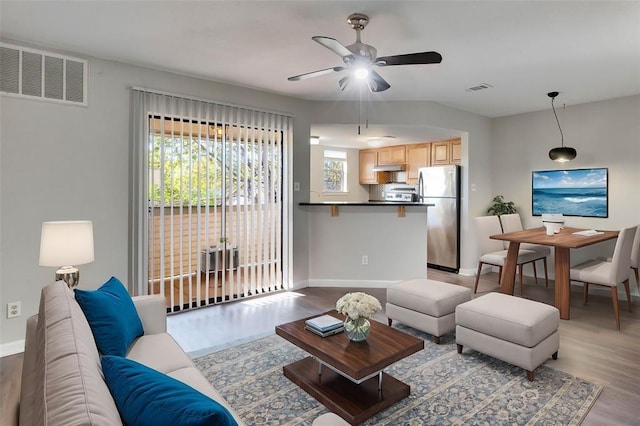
[367,70,390,92]
[338,76,350,91]
[288,66,346,81]
[312,36,354,58]
[376,51,442,66]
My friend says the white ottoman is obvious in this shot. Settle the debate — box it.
[386,279,472,344]
[455,292,560,381]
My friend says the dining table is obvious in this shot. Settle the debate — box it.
[490,226,619,320]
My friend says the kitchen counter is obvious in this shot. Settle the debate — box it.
[300,201,433,218]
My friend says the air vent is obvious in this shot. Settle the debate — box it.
[465,83,493,92]
[0,43,87,106]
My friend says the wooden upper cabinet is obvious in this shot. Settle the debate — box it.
[359,149,390,184]
[431,141,451,165]
[406,143,431,184]
[378,145,406,165]
[450,139,461,165]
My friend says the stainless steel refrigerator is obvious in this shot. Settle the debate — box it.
[417,165,461,272]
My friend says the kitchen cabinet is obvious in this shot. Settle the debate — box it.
[450,139,461,164]
[378,145,406,165]
[431,141,451,165]
[406,143,431,184]
[359,149,390,184]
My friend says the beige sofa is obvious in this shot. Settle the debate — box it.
[19,281,244,425]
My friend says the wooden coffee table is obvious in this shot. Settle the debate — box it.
[275,311,424,425]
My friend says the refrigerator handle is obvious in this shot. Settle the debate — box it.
[417,171,424,201]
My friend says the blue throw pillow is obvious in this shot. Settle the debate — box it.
[74,276,144,356]
[101,356,237,426]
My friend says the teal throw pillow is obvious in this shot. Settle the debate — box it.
[101,356,237,426]
[74,276,144,356]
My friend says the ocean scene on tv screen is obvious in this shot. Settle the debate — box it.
[532,168,608,217]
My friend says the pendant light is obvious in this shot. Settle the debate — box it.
[547,91,576,162]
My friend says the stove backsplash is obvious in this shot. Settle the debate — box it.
[369,184,386,201]
[369,183,418,201]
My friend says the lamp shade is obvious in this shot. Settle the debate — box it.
[39,220,95,267]
[548,146,577,162]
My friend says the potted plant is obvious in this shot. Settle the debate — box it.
[487,195,517,216]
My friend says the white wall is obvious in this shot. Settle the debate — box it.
[491,95,640,291]
[309,144,369,202]
[0,46,312,350]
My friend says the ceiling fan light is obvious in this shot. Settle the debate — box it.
[354,68,369,79]
[548,146,577,162]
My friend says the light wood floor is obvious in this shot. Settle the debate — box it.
[2,269,639,425]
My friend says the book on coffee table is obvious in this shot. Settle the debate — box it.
[305,314,343,333]
[305,325,344,337]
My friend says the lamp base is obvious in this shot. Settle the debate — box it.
[55,266,80,288]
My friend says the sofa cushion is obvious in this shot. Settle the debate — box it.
[34,281,122,425]
[75,276,144,356]
[102,355,237,426]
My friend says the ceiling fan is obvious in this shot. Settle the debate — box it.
[288,13,442,93]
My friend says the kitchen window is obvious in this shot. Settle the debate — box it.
[323,149,347,193]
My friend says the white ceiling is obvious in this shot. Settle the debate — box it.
[1,1,639,147]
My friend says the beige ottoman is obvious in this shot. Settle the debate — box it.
[386,279,472,344]
[455,292,560,381]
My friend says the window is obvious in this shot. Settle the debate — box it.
[323,149,348,193]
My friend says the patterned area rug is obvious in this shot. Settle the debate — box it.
[193,325,601,425]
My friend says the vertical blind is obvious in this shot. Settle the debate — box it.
[131,88,292,309]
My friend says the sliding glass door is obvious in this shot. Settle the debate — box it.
[133,91,290,312]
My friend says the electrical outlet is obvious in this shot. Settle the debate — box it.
[7,301,21,319]
[362,255,368,265]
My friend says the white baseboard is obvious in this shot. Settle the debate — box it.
[290,280,309,291]
[457,268,476,277]
[0,339,24,357]
[308,279,398,288]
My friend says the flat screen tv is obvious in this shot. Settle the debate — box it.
[532,168,608,218]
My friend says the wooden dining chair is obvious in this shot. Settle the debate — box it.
[631,226,640,291]
[570,226,637,330]
[498,213,550,288]
[473,216,546,295]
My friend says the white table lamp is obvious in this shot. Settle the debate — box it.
[39,220,95,288]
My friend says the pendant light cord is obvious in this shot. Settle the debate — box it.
[551,97,564,147]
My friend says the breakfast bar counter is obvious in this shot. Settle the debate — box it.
[300,201,432,206]
[300,201,433,217]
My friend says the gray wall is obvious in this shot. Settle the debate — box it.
[306,205,427,285]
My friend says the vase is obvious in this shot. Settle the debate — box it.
[344,316,370,342]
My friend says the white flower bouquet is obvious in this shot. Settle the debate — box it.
[336,292,382,320]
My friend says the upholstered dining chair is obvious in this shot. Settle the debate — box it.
[473,215,545,295]
[570,226,637,330]
[631,226,640,291]
[499,213,550,288]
